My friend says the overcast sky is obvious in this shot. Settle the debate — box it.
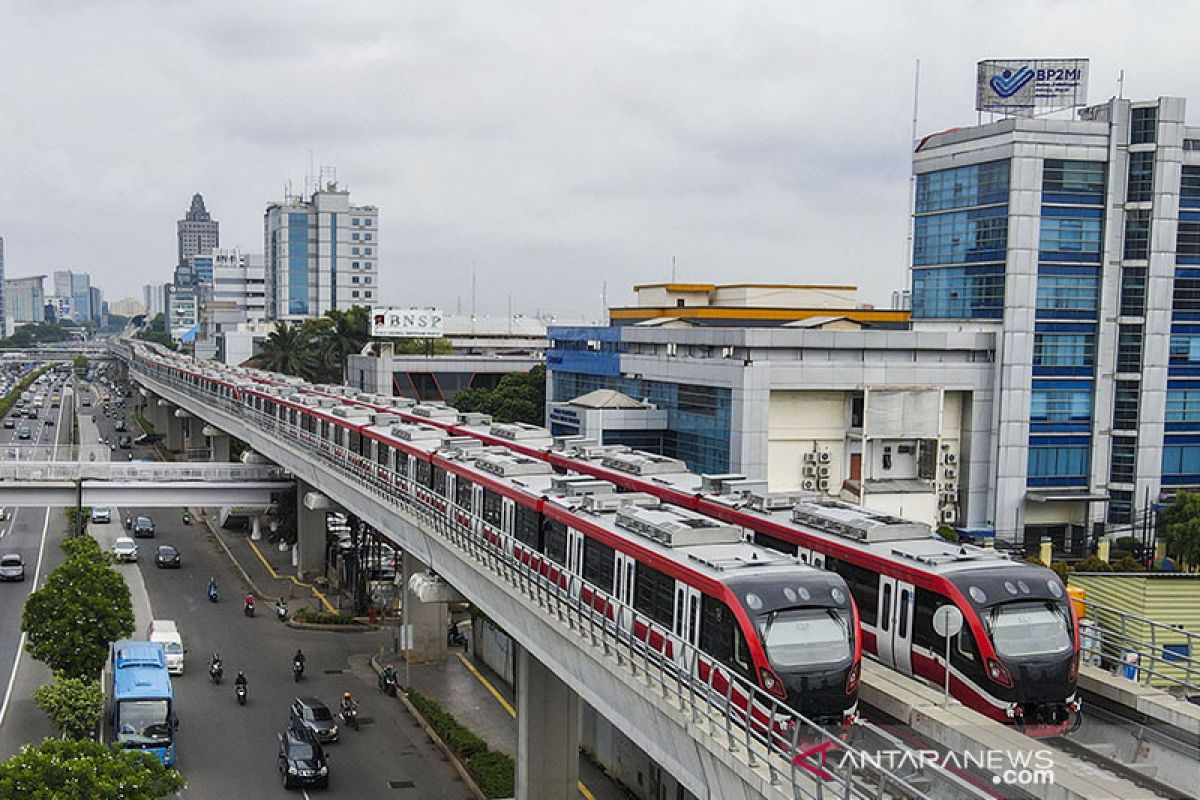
[1,1,1196,316]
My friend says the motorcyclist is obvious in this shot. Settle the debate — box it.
[382,663,396,683]
[235,671,247,688]
[244,593,255,610]
[208,577,218,596]
[209,653,222,678]
[340,691,358,714]
[293,649,306,672]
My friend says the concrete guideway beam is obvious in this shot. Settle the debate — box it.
[128,371,809,800]
[0,481,289,508]
[516,644,580,800]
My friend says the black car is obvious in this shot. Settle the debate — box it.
[133,433,162,446]
[132,516,155,538]
[288,697,338,743]
[118,435,132,449]
[154,544,181,568]
[278,725,329,789]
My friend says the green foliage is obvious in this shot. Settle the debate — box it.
[0,738,184,799]
[1159,490,1200,569]
[1074,554,1112,572]
[1114,554,1146,572]
[292,608,356,625]
[935,525,958,542]
[72,355,88,371]
[406,688,514,798]
[60,532,107,564]
[133,314,177,351]
[22,552,134,679]
[1048,561,1073,583]
[453,364,546,426]
[1,322,78,347]
[63,507,93,538]
[133,407,155,433]
[246,306,374,384]
[392,337,454,355]
[34,676,105,739]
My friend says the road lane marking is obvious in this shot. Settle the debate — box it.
[0,506,51,731]
[245,536,338,614]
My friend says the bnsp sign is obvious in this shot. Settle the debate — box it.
[976,59,1089,116]
[371,307,444,339]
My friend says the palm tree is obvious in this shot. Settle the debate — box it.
[245,321,319,380]
[318,307,371,384]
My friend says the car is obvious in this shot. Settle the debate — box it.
[112,537,138,563]
[43,418,53,426]
[133,433,162,446]
[288,697,338,743]
[113,419,127,432]
[117,435,132,449]
[132,516,155,538]
[91,507,112,524]
[16,427,30,440]
[81,398,91,408]
[2,419,13,429]
[278,725,329,790]
[0,553,25,582]
[154,544,181,569]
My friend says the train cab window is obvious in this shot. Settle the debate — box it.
[513,505,540,549]
[633,562,675,628]
[880,583,893,632]
[752,530,797,556]
[482,490,503,527]
[757,608,852,668]
[699,596,735,662]
[912,589,943,650]
[582,537,616,592]
[455,478,474,512]
[732,627,753,678]
[543,518,568,565]
[987,602,1072,658]
[956,627,977,662]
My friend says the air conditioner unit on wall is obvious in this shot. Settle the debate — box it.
[818,479,830,491]
[944,468,957,479]
[941,510,956,523]
[802,479,816,491]
[804,451,818,463]
[944,453,957,464]
[819,450,832,463]
[818,465,831,478]
[803,465,817,477]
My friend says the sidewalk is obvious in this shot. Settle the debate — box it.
[378,641,631,800]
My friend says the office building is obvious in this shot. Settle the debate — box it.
[194,248,266,360]
[177,193,219,270]
[4,275,45,335]
[52,270,94,323]
[264,180,379,321]
[143,283,167,319]
[166,284,199,343]
[110,297,145,318]
[89,286,105,327]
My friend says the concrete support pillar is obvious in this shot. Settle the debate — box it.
[251,515,263,541]
[516,644,580,800]
[154,399,170,434]
[297,480,329,579]
[402,551,448,663]
[166,409,185,452]
[209,434,230,463]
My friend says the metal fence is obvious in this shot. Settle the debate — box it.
[0,457,287,483]
[131,360,934,800]
[1080,598,1200,697]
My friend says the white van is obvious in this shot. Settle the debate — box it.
[146,620,185,675]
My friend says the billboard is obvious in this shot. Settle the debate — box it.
[371,307,444,338]
[976,59,1089,116]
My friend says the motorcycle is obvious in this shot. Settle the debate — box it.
[447,622,468,648]
[207,583,219,603]
[243,596,255,617]
[181,510,191,525]
[340,705,360,731]
[292,659,304,683]
[275,600,288,622]
[235,683,247,706]
[378,670,398,697]
[124,516,132,530]
[209,661,223,685]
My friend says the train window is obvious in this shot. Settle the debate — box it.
[431,467,447,497]
[349,430,362,455]
[376,443,390,467]
[912,589,943,650]
[482,490,503,527]
[396,454,408,477]
[321,420,331,441]
[699,596,735,662]
[732,627,753,678]
[455,478,474,511]
[543,518,568,565]
[956,627,977,662]
[513,505,540,549]
[414,460,431,487]
[897,590,910,638]
[988,602,1071,658]
[582,537,616,593]
[633,562,675,628]
[757,608,852,668]
[752,530,797,556]
[829,559,878,627]
[880,583,892,632]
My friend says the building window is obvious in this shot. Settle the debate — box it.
[1174,274,1200,313]
[1113,381,1140,429]
[1123,210,1151,260]
[1109,489,1134,524]
[915,161,1010,213]
[352,247,360,256]
[1028,442,1090,482]
[364,276,372,284]
[1110,436,1137,484]
[352,262,360,269]
[1120,267,1147,316]
[1117,324,1143,372]
[1177,218,1200,264]
[1038,211,1103,262]
[1036,274,1098,313]
[352,291,360,298]
[351,276,360,284]
[911,265,1005,319]
[365,291,372,298]
[1127,151,1155,203]
[1033,332,1095,369]
[913,207,1008,266]
[352,218,360,226]
[365,218,373,226]
[1030,387,1092,424]
[1170,334,1200,364]
[1163,443,1200,480]
[1130,106,1158,145]
[352,232,360,241]
[364,248,372,255]
[1042,160,1106,204]
[365,233,373,241]
[1182,166,1200,209]
[1166,389,1200,422]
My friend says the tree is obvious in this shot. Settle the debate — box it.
[453,365,546,426]
[22,554,134,679]
[133,314,177,351]
[34,677,105,739]
[1158,490,1200,570]
[319,306,371,383]
[246,321,320,381]
[0,739,184,799]
[60,530,106,563]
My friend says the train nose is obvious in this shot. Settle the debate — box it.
[782,666,855,726]
[1012,657,1074,703]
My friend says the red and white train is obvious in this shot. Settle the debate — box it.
[127,343,862,727]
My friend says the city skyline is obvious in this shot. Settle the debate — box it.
[5,3,1200,316]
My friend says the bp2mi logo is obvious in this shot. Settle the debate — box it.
[989,65,1035,98]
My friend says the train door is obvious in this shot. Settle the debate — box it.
[613,551,636,629]
[673,582,702,668]
[566,527,585,598]
[445,473,457,521]
[876,575,915,673]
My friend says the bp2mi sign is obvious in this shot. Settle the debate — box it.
[371,307,445,339]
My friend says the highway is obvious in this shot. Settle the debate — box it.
[79,377,470,797]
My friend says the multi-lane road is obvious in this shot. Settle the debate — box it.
[0,372,471,797]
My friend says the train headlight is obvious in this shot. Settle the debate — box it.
[759,667,787,700]
[986,657,1013,688]
[844,662,860,695]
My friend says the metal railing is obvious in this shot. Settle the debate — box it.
[0,457,287,483]
[127,357,936,800]
[1080,597,1200,697]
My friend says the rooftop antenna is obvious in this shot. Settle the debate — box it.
[507,294,513,334]
[601,280,607,323]
[1118,69,1125,100]
[471,262,477,334]
[906,58,920,294]
[671,254,677,282]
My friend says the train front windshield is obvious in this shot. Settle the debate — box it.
[758,608,852,668]
[116,699,172,747]
[987,602,1072,658]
